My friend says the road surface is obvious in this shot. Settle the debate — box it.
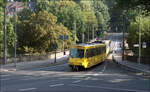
[1,33,149,92]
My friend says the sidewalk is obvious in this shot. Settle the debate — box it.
[113,53,150,75]
[0,51,69,72]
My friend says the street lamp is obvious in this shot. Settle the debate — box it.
[3,1,8,64]
[138,6,141,64]
[13,5,17,68]
[74,20,76,45]
[62,21,65,55]
[122,14,125,61]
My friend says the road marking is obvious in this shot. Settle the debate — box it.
[18,88,36,91]
[84,77,91,80]
[70,84,149,92]
[38,63,68,70]
[49,84,64,87]
[1,74,10,77]
[1,78,10,81]
[72,80,81,83]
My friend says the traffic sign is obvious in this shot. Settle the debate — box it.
[133,44,139,47]
[59,35,68,40]
[133,42,147,48]
[142,42,146,48]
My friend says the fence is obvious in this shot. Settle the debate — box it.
[0,50,68,64]
[125,55,150,64]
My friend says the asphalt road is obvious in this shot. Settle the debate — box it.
[1,33,150,92]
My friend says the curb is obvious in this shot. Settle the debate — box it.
[0,68,17,72]
[112,55,150,75]
[0,58,68,71]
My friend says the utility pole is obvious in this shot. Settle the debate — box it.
[92,25,94,40]
[82,33,84,43]
[14,6,17,67]
[138,6,141,64]
[62,21,65,55]
[54,48,56,63]
[88,25,89,42]
[3,6,7,64]
[122,15,125,61]
[74,20,76,44]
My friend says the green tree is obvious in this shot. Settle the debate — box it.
[0,2,15,57]
[78,0,98,41]
[115,0,150,12]
[92,0,110,32]
[34,0,51,13]
[55,0,87,43]
[0,7,4,57]
[127,16,150,56]
[17,8,32,21]
[17,11,72,53]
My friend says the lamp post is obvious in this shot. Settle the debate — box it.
[138,6,141,64]
[62,21,65,55]
[92,25,94,40]
[122,14,125,61]
[74,20,76,44]
[14,6,17,68]
[3,3,7,64]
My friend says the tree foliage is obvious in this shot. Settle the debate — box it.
[127,16,150,56]
[0,0,111,55]
[115,0,150,12]
[0,4,15,57]
[92,0,110,31]
[17,11,72,53]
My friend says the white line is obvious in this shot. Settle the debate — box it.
[72,80,81,83]
[1,75,10,77]
[38,63,68,70]
[1,78,10,81]
[18,88,36,91]
[70,84,149,92]
[49,84,64,87]
[84,77,91,80]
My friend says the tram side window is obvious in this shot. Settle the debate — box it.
[98,47,101,55]
[86,47,105,58]
[86,49,90,58]
[92,48,96,56]
[101,46,106,54]
[95,48,99,55]
[103,46,106,53]
[86,49,94,58]
[101,47,103,54]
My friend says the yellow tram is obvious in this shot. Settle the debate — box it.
[69,42,107,70]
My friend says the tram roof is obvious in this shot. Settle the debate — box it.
[74,42,105,48]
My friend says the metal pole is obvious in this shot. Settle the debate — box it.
[138,6,141,64]
[74,20,76,44]
[54,49,56,63]
[122,15,125,61]
[62,21,65,55]
[88,25,89,42]
[82,33,84,43]
[3,6,7,64]
[92,25,94,40]
[14,6,17,67]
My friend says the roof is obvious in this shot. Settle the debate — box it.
[71,42,105,49]
[77,43,104,47]
[7,1,25,15]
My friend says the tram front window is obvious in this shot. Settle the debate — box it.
[70,48,84,58]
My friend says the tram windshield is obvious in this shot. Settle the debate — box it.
[70,48,84,58]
